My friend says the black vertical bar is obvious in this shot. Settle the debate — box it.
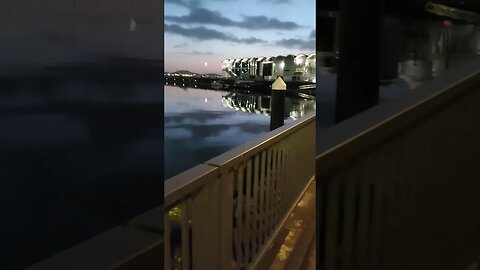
[335,0,384,122]
[270,83,285,131]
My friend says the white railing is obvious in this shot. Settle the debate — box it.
[164,113,315,270]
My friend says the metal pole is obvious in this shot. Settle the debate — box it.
[270,76,286,131]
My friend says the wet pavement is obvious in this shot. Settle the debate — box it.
[267,178,316,270]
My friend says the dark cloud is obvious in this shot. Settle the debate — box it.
[165,0,200,8]
[241,37,267,43]
[165,24,267,43]
[276,38,315,50]
[274,28,315,50]
[174,43,188,48]
[184,51,213,55]
[237,16,300,30]
[166,8,235,26]
[165,23,232,40]
[165,8,301,30]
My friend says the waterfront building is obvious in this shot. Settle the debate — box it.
[254,57,265,80]
[262,56,276,81]
[273,55,285,78]
[222,52,317,82]
[294,53,308,81]
[282,55,295,81]
[305,52,316,82]
[248,57,258,78]
[241,58,250,78]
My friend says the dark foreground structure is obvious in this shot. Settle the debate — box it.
[318,58,480,270]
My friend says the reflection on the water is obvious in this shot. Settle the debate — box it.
[395,20,480,89]
[164,86,315,178]
[0,0,163,268]
[221,92,315,120]
[314,14,480,91]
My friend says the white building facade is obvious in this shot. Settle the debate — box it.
[222,52,317,82]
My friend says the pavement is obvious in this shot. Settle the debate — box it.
[265,178,317,270]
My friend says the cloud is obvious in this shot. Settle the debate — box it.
[165,24,232,40]
[165,24,267,43]
[165,8,301,30]
[174,43,188,48]
[237,15,301,30]
[276,38,315,50]
[166,8,235,26]
[165,0,200,8]
[183,51,213,55]
[273,28,316,50]
[240,37,267,43]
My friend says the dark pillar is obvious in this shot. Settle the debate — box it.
[270,77,286,131]
[334,0,384,122]
[317,14,336,52]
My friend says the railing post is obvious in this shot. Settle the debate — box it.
[190,180,222,270]
[190,171,233,270]
[219,170,234,269]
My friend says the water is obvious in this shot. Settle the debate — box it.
[164,86,316,178]
[315,16,480,142]
[0,64,164,269]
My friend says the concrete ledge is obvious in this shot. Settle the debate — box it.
[128,206,164,235]
[27,226,162,270]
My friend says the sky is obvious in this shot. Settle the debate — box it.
[165,0,315,74]
[0,0,163,69]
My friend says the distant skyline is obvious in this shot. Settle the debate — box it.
[165,0,315,73]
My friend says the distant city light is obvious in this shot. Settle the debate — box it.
[205,98,208,103]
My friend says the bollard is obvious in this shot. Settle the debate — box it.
[270,76,286,131]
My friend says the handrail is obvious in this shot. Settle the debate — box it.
[207,112,315,167]
[316,57,480,172]
[165,112,315,207]
[164,164,218,208]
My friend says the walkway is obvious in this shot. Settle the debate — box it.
[255,178,316,270]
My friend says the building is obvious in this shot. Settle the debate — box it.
[222,52,317,82]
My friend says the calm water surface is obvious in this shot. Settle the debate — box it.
[0,66,164,269]
[164,86,315,178]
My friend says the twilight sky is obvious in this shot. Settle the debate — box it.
[165,0,315,74]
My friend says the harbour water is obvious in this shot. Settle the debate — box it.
[164,85,316,178]
[0,68,164,269]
